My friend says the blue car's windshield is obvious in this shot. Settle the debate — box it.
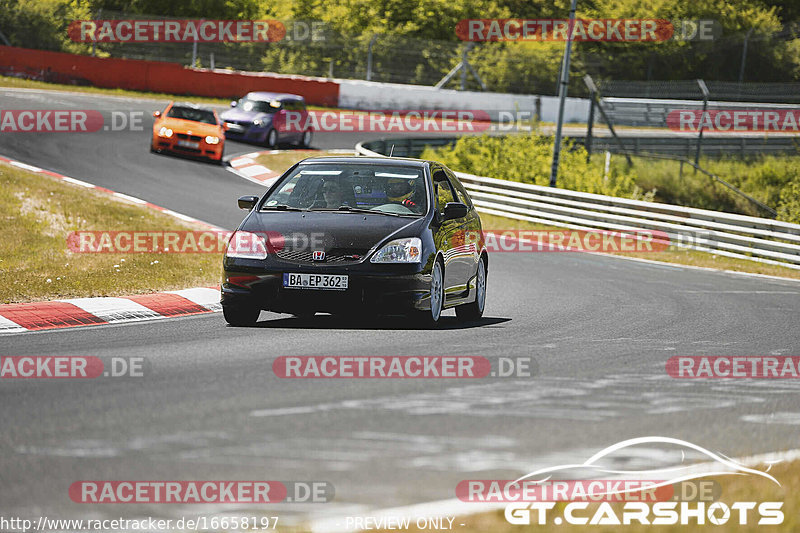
[238,98,280,113]
[262,164,428,216]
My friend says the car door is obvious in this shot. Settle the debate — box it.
[431,166,465,297]
[445,167,482,288]
[272,100,288,142]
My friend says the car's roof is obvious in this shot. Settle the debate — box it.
[244,92,305,102]
[297,156,430,168]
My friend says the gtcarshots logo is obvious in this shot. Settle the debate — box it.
[0,356,146,378]
[68,20,285,43]
[273,356,535,379]
[502,437,783,526]
[0,110,143,133]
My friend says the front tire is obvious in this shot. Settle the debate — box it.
[300,129,313,148]
[264,128,278,148]
[456,257,486,322]
[223,304,260,326]
[412,258,444,327]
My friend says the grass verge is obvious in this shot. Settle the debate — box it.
[0,162,223,304]
[252,149,354,172]
[383,457,800,533]
[478,213,800,280]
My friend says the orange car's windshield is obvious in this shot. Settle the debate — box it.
[166,106,217,125]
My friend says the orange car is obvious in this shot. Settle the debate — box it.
[151,102,226,163]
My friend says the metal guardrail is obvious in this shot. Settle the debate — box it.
[573,135,800,156]
[356,140,800,270]
[359,135,800,159]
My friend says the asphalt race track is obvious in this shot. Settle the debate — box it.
[2,88,800,527]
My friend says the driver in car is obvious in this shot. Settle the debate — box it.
[321,180,344,208]
[386,178,418,209]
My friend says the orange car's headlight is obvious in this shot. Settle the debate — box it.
[158,127,173,138]
[205,136,220,145]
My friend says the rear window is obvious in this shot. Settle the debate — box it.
[262,164,428,216]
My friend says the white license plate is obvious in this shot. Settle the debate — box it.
[283,273,348,290]
[177,140,199,149]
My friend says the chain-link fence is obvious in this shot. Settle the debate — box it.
[4,9,800,96]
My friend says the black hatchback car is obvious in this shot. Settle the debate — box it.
[221,156,488,326]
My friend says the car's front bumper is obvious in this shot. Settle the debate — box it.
[221,123,269,143]
[152,135,223,159]
[221,261,432,314]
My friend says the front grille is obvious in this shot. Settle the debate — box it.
[275,249,364,264]
[174,145,201,153]
[176,133,202,141]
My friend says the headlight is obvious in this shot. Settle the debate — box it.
[253,119,264,126]
[225,231,267,260]
[370,237,422,264]
[205,136,220,145]
[158,127,173,138]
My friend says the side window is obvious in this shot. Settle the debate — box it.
[445,169,473,208]
[433,169,455,213]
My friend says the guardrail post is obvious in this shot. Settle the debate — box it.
[694,79,709,169]
[366,34,378,81]
[583,75,632,167]
[584,76,596,161]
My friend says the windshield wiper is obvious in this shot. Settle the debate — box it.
[260,204,307,212]
[309,205,416,217]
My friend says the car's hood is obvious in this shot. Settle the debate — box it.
[156,117,221,135]
[242,212,425,254]
[220,109,274,123]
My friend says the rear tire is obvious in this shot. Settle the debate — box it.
[223,304,260,326]
[456,258,486,322]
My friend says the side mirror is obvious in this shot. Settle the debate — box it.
[230,101,237,107]
[152,111,161,118]
[443,202,468,221]
[237,195,259,210]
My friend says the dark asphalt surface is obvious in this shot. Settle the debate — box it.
[1,88,800,529]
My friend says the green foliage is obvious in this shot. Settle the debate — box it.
[423,134,800,224]
[420,133,639,197]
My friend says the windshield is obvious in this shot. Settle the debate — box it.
[238,98,280,113]
[166,106,217,125]
[261,164,428,216]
